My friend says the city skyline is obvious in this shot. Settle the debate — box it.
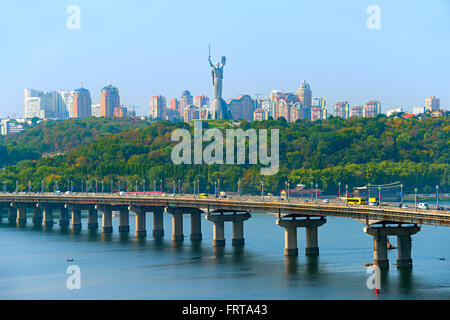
[1,1,449,117]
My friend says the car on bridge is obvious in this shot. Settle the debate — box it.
[418,203,429,210]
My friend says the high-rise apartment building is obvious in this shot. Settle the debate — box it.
[72,87,92,118]
[24,89,72,120]
[363,100,381,118]
[228,94,255,121]
[193,95,209,108]
[334,102,350,119]
[297,80,312,109]
[149,95,166,120]
[100,84,120,117]
[313,97,327,120]
[350,106,363,117]
[425,96,440,112]
[179,90,193,117]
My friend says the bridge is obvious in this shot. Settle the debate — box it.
[1,193,449,269]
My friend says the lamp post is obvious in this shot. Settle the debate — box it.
[287,181,290,202]
[436,185,440,210]
[110,179,113,193]
[193,180,196,197]
[311,181,313,201]
[143,179,145,193]
[338,182,341,201]
[345,184,348,205]
[400,183,403,204]
[102,180,104,193]
[160,179,163,192]
[261,180,264,201]
[368,183,371,203]
[172,180,176,195]
[315,183,318,203]
[414,187,418,212]
[214,181,217,197]
[218,179,220,196]
[238,179,241,200]
[197,179,200,195]
[178,179,181,195]
[378,186,382,208]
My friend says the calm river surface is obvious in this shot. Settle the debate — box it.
[0,200,449,300]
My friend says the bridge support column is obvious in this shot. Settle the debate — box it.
[171,213,184,242]
[87,208,98,230]
[59,207,70,228]
[134,209,147,238]
[70,208,82,231]
[119,208,130,233]
[364,225,420,268]
[101,208,113,233]
[206,212,251,247]
[232,219,245,246]
[190,212,202,241]
[16,207,27,227]
[153,209,164,237]
[8,207,17,225]
[42,207,54,229]
[32,207,42,226]
[276,217,327,257]
[305,226,319,256]
[213,220,225,247]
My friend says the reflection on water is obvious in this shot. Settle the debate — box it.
[0,206,449,299]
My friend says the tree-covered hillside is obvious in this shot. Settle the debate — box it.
[0,117,151,167]
[0,117,448,194]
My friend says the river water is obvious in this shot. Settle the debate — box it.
[0,200,449,300]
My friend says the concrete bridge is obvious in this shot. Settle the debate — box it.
[1,193,449,269]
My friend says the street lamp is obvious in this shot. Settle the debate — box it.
[110,179,113,193]
[197,179,200,195]
[261,180,264,201]
[178,179,181,195]
[287,181,290,202]
[315,183,318,203]
[378,186,382,208]
[414,187,418,212]
[338,182,341,200]
[238,179,241,200]
[436,185,440,210]
[400,183,403,204]
[311,181,313,201]
[368,183,371,203]
[143,179,145,193]
[345,184,348,205]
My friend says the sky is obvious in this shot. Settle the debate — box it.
[0,0,449,117]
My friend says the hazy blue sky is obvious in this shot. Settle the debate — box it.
[0,0,449,117]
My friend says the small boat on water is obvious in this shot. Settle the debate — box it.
[66,258,74,262]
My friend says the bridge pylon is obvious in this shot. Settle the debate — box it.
[276,216,327,256]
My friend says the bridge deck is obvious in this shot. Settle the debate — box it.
[0,193,449,227]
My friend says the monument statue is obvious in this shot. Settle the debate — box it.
[208,46,229,120]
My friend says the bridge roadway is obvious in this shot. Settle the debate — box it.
[0,193,449,268]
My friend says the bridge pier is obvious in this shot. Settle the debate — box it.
[119,208,130,233]
[171,212,184,242]
[101,207,113,234]
[167,208,204,242]
[153,208,164,237]
[32,207,42,226]
[276,217,327,256]
[206,212,251,247]
[59,207,70,229]
[133,208,147,238]
[87,208,98,230]
[8,207,17,225]
[42,206,54,229]
[70,208,82,231]
[16,206,27,227]
[364,225,421,268]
